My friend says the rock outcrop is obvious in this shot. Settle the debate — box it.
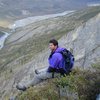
[59,13,100,68]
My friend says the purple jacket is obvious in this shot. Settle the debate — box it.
[48,47,65,72]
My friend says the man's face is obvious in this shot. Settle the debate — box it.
[49,43,57,51]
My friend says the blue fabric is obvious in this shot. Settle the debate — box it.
[48,47,65,72]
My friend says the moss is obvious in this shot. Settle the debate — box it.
[55,66,100,100]
[17,80,60,100]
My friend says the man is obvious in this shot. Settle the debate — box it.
[16,39,68,91]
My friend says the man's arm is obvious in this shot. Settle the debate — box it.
[48,53,60,72]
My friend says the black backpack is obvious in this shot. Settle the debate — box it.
[49,48,74,75]
[59,49,74,74]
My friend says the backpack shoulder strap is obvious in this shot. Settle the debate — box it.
[49,52,55,59]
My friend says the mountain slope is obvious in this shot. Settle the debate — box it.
[0,6,100,99]
[59,13,100,68]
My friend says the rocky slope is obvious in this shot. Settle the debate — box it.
[59,13,100,68]
[0,6,100,99]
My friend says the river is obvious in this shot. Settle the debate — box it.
[0,32,9,49]
[0,10,75,50]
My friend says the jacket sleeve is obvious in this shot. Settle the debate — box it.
[48,53,61,72]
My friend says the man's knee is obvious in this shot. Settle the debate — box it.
[36,72,52,80]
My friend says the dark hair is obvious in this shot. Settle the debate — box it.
[49,39,58,46]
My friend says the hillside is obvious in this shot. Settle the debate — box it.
[0,0,100,28]
[0,0,100,23]
[0,6,100,99]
